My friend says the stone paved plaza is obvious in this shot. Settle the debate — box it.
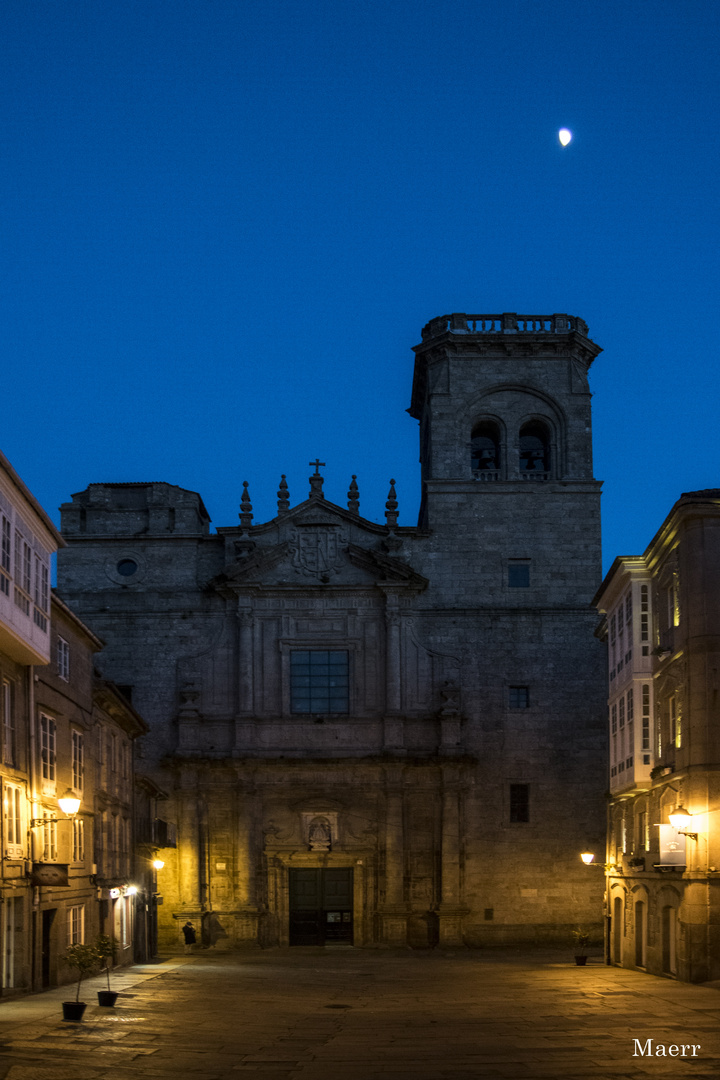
[0,949,718,1080]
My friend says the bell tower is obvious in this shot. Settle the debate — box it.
[409,312,603,603]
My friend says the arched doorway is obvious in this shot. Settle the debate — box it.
[662,906,677,975]
[634,900,647,968]
[612,895,623,964]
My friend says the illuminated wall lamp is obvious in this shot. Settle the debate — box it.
[30,788,81,825]
[580,852,617,870]
[152,859,165,871]
[668,805,698,841]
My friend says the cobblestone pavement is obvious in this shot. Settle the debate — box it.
[0,949,718,1080]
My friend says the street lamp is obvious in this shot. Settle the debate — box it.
[30,788,81,825]
[668,805,698,841]
[580,852,618,870]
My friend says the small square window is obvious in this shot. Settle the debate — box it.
[509,784,530,823]
[509,686,530,709]
[508,563,530,588]
[509,686,533,712]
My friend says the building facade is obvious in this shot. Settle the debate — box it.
[0,450,149,995]
[57,312,608,950]
[0,450,62,993]
[595,490,720,982]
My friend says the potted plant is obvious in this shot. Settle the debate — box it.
[96,934,119,1006]
[572,928,591,966]
[62,943,99,1021]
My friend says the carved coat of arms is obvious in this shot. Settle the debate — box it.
[290,528,347,578]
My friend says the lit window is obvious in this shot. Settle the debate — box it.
[68,905,84,945]
[72,817,84,862]
[290,651,349,714]
[3,783,23,858]
[641,684,650,751]
[640,584,650,651]
[42,811,57,861]
[40,714,56,782]
[72,731,84,792]
[670,696,681,748]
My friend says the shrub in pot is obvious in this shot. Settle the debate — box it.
[62,943,99,1021]
[96,934,119,1006]
[572,928,591,966]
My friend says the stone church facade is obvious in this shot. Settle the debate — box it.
[57,312,607,950]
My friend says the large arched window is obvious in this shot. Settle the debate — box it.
[471,422,500,476]
[519,421,550,476]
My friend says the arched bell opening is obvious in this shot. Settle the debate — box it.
[470,421,501,479]
[519,421,550,478]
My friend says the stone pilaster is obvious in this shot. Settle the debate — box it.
[437,765,468,946]
[378,767,408,944]
[176,771,201,910]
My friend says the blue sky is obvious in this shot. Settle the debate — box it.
[3,0,719,572]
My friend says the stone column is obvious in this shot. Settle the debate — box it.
[379,766,408,944]
[437,765,468,946]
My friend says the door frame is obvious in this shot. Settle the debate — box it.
[267,852,372,947]
[289,867,354,946]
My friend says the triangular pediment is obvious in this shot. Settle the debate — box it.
[211,494,426,592]
[210,533,427,592]
[291,505,346,528]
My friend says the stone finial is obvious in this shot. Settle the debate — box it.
[239,481,253,528]
[277,474,290,514]
[385,479,398,528]
[347,475,359,514]
[309,459,325,499]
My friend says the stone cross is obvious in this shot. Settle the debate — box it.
[309,460,326,498]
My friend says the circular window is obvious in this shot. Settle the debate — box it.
[116,559,138,577]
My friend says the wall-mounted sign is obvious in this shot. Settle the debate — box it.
[30,863,69,887]
[109,887,121,899]
[659,825,686,866]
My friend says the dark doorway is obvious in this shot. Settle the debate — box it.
[41,909,56,988]
[289,868,353,946]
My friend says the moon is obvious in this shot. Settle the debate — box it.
[559,128,572,146]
